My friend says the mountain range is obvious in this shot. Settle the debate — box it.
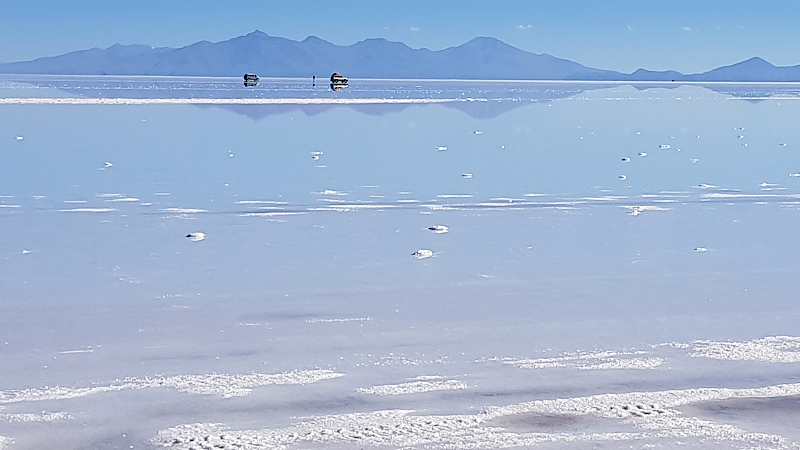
[2,30,800,82]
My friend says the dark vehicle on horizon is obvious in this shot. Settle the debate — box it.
[243,73,259,87]
[330,72,348,91]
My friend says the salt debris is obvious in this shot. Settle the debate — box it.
[690,336,800,363]
[152,381,800,450]
[15,136,23,141]
[0,411,72,422]
[506,350,664,370]
[0,370,344,404]
[427,225,449,233]
[186,232,206,242]
[357,379,467,396]
[412,249,434,259]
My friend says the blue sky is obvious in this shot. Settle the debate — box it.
[2,0,800,73]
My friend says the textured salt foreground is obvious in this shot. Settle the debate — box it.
[2,76,800,448]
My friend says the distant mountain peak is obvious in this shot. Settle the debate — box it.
[1,32,798,82]
[245,30,269,38]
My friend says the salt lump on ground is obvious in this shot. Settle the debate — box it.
[186,232,206,242]
[412,249,434,259]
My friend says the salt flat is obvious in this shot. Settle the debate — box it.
[2,76,800,449]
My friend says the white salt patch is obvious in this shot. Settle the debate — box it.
[690,336,800,363]
[397,199,419,203]
[103,162,113,168]
[506,350,664,371]
[161,208,207,214]
[357,379,467,396]
[0,205,20,208]
[63,200,87,204]
[306,317,372,324]
[326,204,398,211]
[702,193,799,200]
[57,208,116,213]
[0,370,343,404]
[105,197,139,202]
[234,200,286,205]
[437,194,472,198]
[584,196,627,202]
[240,212,304,217]
[0,411,72,422]
[435,146,448,151]
[639,152,648,156]
[15,136,23,141]
[319,189,347,196]
[523,193,545,197]
[623,205,671,216]
[96,193,122,198]
[153,192,171,196]
[58,349,94,354]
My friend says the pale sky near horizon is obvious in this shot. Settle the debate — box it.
[2,0,799,74]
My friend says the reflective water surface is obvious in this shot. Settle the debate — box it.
[2,76,800,449]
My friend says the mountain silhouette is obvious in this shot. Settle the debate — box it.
[2,31,799,81]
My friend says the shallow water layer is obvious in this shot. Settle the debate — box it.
[2,77,800,449]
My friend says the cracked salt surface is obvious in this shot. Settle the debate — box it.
[153,382,800,449]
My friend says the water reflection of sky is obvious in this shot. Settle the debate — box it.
[3,76,800,448]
